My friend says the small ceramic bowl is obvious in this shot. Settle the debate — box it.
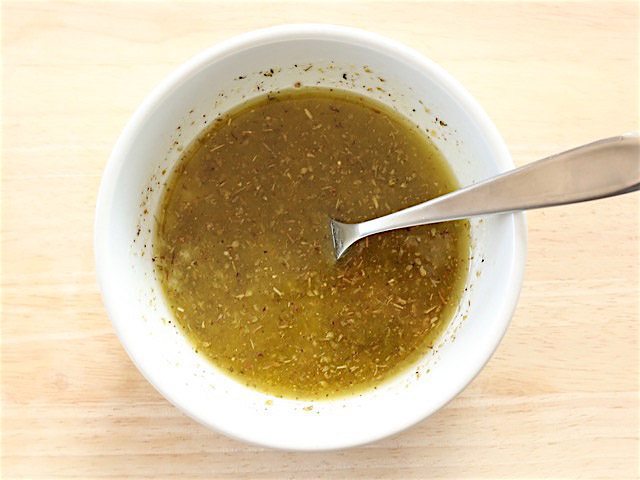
[95,24,526,450]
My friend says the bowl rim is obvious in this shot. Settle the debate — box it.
[95,23,527,451]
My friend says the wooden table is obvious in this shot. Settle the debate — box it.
[2,2,638,478]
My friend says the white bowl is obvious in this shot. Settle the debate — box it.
[95,24,526,450]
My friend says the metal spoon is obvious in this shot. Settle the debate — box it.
[330,132,640,259]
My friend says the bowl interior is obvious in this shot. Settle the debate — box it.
[95,26,525,450]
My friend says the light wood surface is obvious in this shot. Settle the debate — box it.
[2,1,638,478]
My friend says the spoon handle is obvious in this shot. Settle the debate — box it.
[332,133,639,258]
[359,132,639,233]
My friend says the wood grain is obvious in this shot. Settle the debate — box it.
[2,1,638,478]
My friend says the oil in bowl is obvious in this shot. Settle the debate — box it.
[153,87,469,400]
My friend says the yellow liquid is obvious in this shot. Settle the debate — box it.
[154,88,469,400]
